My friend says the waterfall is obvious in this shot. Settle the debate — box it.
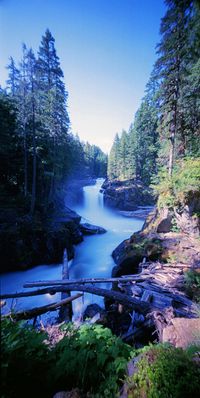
[98,191,104,208]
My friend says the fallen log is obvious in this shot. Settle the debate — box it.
[3,293,83,321]
[23,276,145,288]
[0,284,150,313]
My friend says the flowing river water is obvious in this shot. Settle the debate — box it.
[1,179,144,321]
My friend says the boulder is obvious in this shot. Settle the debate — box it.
[174,192,200,237]
[83,304,107,324]
[112,234,163,275]
[156,208,173,233]
[103,179,155,211]
[80,222,106,235]
[162,318,200,348]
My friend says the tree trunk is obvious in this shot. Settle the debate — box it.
[23,275,146,288]
[4,293,83,321]
[0,285,150,313]
[30,110,36,214]
[168,121,175,177]
[24,123,28,197]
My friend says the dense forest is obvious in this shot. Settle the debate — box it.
[0,30,107,215]
[1,1,200,398]
[108,0,200,186]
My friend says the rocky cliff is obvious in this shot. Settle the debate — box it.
[102,179,155,210]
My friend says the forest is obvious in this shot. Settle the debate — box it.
[0,29,107,215]
[108,0,200,186]
[1,0,200,397]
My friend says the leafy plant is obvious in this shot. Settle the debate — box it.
[171,217,181,233]
[1,320,133,398]
[1,319,53,398]
[126,344,200,398]
[53,323,133,397]
[151,158,200,210]
[185,270,200,303]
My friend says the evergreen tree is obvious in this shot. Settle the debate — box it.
[2,30,108,218]
[118,130,129,180]
[18,44,29,197]
[108,134,120,179]
[155,0,193,176]
[6,57,20,98]
[37,29,70,200]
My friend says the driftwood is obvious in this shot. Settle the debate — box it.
[23,276,145,288]
[121,319,154,342]
[118,261,197,340]
[0,284,150,313]
[1,259,196,341]
[3,293,83,321]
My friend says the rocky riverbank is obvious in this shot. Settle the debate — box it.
[0,200,82,273]
[0,178,100,273]
[102,179,155,210]
[103,194,200,346]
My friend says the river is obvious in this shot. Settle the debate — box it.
[1,179,144,322]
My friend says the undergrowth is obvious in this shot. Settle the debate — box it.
[126,344,200,398]
[151,157,200,209]
[1,320,132,398]
[2,320,200,398]
[185,270,200,303]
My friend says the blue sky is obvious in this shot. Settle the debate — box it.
[0,0,165,153]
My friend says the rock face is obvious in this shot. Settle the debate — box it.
[83,303,107,324]
[162,318,200,348]
[80,222,107,235]
[112,234,163,276]
[102,179,155,211]
[0,204,83,273]
[111,192,200,276]
[174,191,200,237]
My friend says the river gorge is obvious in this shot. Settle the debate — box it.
[1,179,145,321]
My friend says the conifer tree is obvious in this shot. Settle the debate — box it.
[6,57,20,98]
[108,133,120,179]
[37,29,70,200]
[155,0,193,176]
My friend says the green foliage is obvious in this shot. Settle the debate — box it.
[2,321,200,398]
[108,1,200,183]
[107,91,159,185]
[152,158,200,209]
[83,141,107,178]
[185,270,200,303]
[1,319,52,398]
[170,217,181,233]
[127,344,200,398]
[1,320,132,398]
[53,323,132,397]
[3,31,107,216]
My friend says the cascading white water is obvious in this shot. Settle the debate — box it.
[70,178,144,318]
[1,178,144,322]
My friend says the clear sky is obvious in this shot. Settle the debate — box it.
[0,0,165,153]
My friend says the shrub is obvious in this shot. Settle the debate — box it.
[1,319,53,398]
[151,157,200,209]
[127,344,200,398]
[185,270,200,303]
[53,323,132,397]
[1,320,132,398]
